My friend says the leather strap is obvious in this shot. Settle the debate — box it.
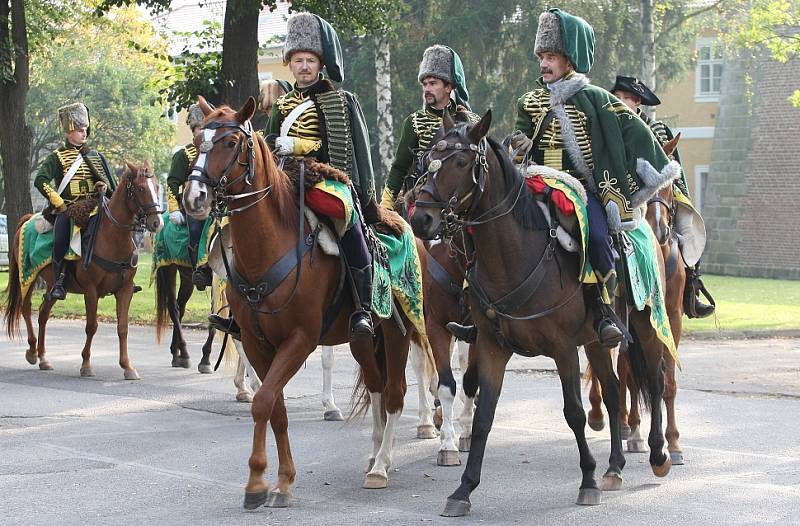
[426,251,462,297]
[531,110,555,150]
[280,99,315,138]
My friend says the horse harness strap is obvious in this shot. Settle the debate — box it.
[426,251,462,297]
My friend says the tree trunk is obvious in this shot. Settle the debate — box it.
[221,0,261,108]
[641,0,656,119]
[0,0,34,243]
[374,36,394,189]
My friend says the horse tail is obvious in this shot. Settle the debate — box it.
[349,329,387,421]
[626,323,655,412]
[3,214,31,339]
[155,265,175,344]
[411,329,438,396]
[583,362,594,388]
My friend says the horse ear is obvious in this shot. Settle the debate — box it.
[468,110,492,143]
[662,131,681,156]
[442,110,455,132]
[124,160,136,174]
[198,96,214,116]
[237,97,256,123]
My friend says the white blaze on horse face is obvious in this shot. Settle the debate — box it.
[184,128,216,217]
[146,174,159,207]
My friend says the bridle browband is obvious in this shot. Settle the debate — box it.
[103,167,161,231]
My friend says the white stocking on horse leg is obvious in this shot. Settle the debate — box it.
[364,408,401,489]
[437,384,461,466]
[410,341,437,439]
[365,392,385,474]
[320,346,343,421]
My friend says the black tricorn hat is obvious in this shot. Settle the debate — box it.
[610,75,661,106]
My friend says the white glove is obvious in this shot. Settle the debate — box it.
[169,210,185,225]
[275,136,295,155]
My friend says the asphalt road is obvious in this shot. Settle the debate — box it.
[1,320,798,525]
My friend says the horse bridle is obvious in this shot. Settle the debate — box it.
[646,186,676,246]
[187,120,272,217]
[103,167,162,231]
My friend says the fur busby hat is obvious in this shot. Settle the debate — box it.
[418,45,471,107]
[58,102,90,136]
[534,8,595,74]
[610,75,661,106]
[283,13,344,83]
[185,104,205,130]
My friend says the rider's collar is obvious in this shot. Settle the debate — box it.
[64,140,85,150]
[425,99,457,118]
[294,74,334,97]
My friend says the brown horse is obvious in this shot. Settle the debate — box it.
[587,134,685,465]
[4,161,163,379]
[410,110,672,516]
[182,96,431,508]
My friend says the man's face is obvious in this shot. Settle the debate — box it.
[191,125,202,139]
[538,52,573,83]
[421,77,453,109]
[613,90,641,111]
[288,52,322,88]
[66,127,87,146]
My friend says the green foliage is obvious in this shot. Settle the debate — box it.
[159,21,225,109]
[27,6,175,174]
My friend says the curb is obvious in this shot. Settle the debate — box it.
[684,329,800,340]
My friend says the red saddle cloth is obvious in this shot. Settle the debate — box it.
[525,175,576,216]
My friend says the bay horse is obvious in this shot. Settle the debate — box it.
[587,134,685,464]
[410,110,671,516]
[4,161,163,379]
[183,96,432,508]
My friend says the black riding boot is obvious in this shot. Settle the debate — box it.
[446,322,477,344]
[684,264,715,318]
[208,313,241,340]
[47,261,67,301]
[594,272,623,349]
[349,265,374,339]
[188,245,212,291]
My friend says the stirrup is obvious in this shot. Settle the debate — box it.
[596,318,623,349]
[349,310,374,339]
[446,322,477,344]
[208,314,241,340]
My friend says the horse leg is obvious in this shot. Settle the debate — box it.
[429,323,458,465]
[663,351,683,465]
[457,343,477,453]
[35,296,56,371]
[585,344,625,491]
[234,351,251,402]
[348,339,385,476]
[587,368,605,431]
[442,339,511,517]
[320,345,344,421]
[199,276,220,374]
[626,362,647,453]
[22,292,38,365]
[115,286,139,380]
[79,291,100,377]
[264,391,295,507]
[618,353,634,441]
[174,272,193,368]
[409,339,437,440]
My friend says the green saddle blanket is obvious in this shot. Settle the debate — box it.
[18,213,81,300]
[151,212,214,276]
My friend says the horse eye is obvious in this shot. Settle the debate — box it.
[456,158,467,168]
[227,140,236,148]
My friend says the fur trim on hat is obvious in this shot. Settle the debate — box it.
[283,13,323,62]
[418,45,454,85]
[58,102,89,134]
[186,104,204,129]
[535,11,564,56]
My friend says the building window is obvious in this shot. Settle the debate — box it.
[694,165,709,212]
[695,38,723,101]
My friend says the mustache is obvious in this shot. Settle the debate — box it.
[540,68,553,75]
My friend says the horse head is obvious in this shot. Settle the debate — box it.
[409,109,493,240]
[121,160,163,233]
[183,96,260,220]
[646,183,675,247]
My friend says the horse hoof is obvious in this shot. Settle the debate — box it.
[265,490,292,508]
[588,417,606,431]
[576,487,603,506]
[417,424,438,439]
[25,350,37,365]
[324,409,344,422]
[601,472,623,491]
[441,498,470,517]
[171,357,180,368]
[243,490,269,510]
[236,392,252,403]
[363,473,388,489]
[652,455,672,478]
[458,436,471,452]
[80,367,95,377]
[198,363,213,374]
[627,439,648,453]
[38,361,54,371]
[124,370,141,381]
[620,424,632,440]
[178,357,191,369]
[437,450,461,467]
[670,450,685,465]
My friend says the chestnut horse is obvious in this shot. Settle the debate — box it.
[183,96,431,508]
[4,161,163,379]
[410,111,672,516]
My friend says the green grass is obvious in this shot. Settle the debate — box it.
[0,256,213,325]
[2,264,798,333]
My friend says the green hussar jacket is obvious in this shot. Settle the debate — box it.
[34,142,115,207]
[637,109,690,197]
[265,77,375,207]
[166,143,199,213]
[384,100,479,204]
[515,73,681,229]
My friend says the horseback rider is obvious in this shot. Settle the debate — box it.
[610,75,715,319]
[451,8,681,348]
[380,45,479,210]
[166,104,214,291]
[209,13,380,339]
[34,102,116,301]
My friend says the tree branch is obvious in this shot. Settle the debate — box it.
[655,0,727,44]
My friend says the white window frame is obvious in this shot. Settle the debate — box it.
[695,37,723,102]
[258,71,274,81]
[694,164,710,212]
